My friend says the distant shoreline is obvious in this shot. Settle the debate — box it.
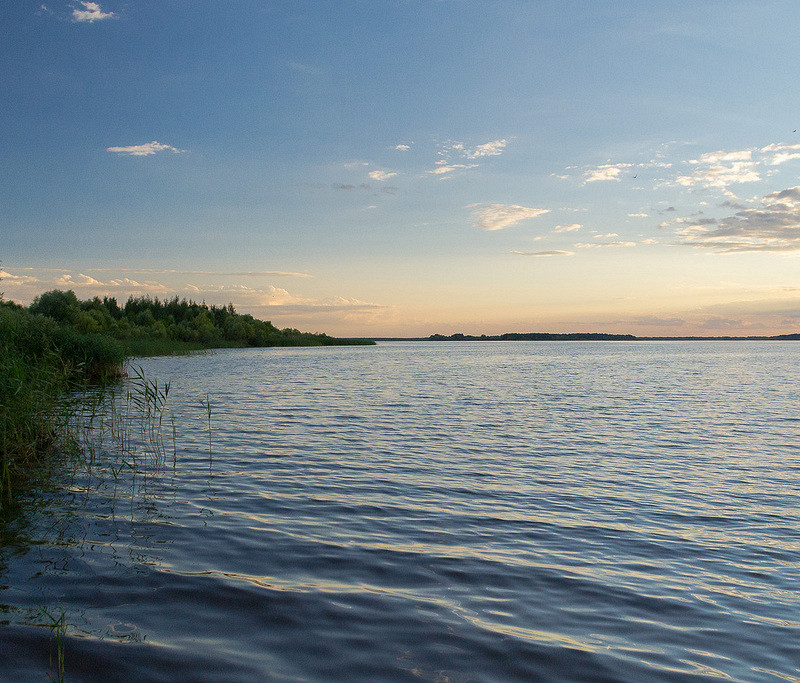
[366,332,800,342]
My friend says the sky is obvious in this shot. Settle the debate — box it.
[4,0,800,337]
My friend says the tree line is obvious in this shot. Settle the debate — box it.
[22,289,373,348]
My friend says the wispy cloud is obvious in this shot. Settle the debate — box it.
[251,297,385,314]
[554,223,582,233]
[428,163,478,176]
[394,144,412,151]
[427,138,508,176]
[575,241,637,249]
[677,185,800,252]
[71,1,115,23]
[469,203,550,231]
[107,141,185,156]
[511,250,574,257]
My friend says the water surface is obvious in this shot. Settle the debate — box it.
[1,341,799,681]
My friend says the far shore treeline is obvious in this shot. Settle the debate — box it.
[426,331,800,341]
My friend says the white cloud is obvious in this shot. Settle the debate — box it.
[554,223,582,233]
[107,141,185,156]
[469,203,550,231]
[0,269,39,285]
[72,1,115,22]
[463,139,507,159]
[628,213,649,217]
[677,184,800,252]
[511,250,574,257]
[394,144,412,151]
[368,170,398,181]
[583,163,632,183]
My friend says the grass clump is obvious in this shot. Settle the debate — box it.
[0,301,125,506]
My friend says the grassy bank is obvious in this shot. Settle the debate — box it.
[0,301,126,506]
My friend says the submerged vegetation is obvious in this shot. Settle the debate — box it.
[0,287,372,507]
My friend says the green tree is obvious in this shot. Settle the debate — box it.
[29,290,81,324]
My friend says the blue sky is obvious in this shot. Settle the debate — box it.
[4,0,800,336]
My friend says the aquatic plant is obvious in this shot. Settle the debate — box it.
[38,605,67,683]
[200,393,212,464]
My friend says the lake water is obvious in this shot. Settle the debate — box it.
[1,341,799,681]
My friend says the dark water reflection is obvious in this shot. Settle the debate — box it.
[1,341,799,681]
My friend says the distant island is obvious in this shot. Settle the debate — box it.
[429,332,636,341]
[388,332,800,342]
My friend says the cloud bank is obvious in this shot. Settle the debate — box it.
[678,185,800,252]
